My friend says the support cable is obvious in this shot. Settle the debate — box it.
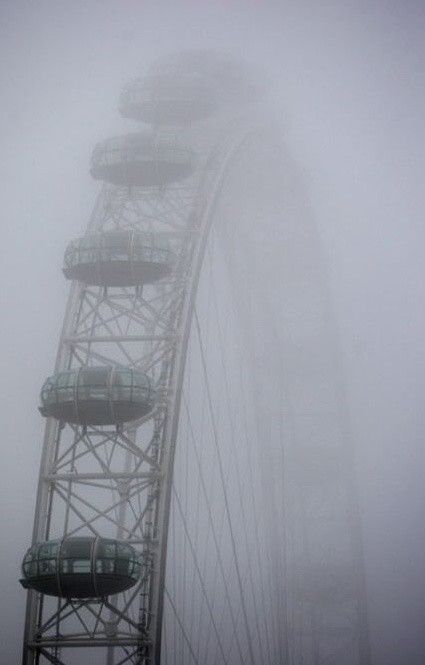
[171,484,230,665]
[193,308,256,665]
[182,391,246,665]
[239,369,282,665]
[164,588,200,665]
[208,238,271,665]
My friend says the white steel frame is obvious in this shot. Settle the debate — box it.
[21,83,370,665]
[22,107,258,665]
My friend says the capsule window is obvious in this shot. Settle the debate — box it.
[115,369,133,386]
[61,539,92,559]
[61,560,71,574]
[96,559,115,574]
[28,561,38,576]
[56,372,73,388]
[108,233,129,256]
[133,373,148,388]
[72,559,91,574]
[131,559,142,580]
[39,542,59,559]
[39,559,56,576]
[55,373,74,402]
[24,546,37,564]
[41,378,56,404]
[115,559,130,576]
[112,369,131,401]
[77,368,109,401]
[61,558,91,575]
[133,374,150,403]
[79,368,109,386]
[22,548,37,576]
[81,241,98,264]
[116,544,132,558]
[97,540,116,558]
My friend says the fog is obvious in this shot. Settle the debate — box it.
[1,1,425,664]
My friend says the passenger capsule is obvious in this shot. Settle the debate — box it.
[63,230,174,286]
[119,50,260,127]
[90,132,193,187]
[39,366,155,425]
[119,72,217,124]
[20,537,141,598]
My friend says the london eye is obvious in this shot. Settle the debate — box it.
[21,51,369,665]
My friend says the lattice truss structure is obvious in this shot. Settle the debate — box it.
[22,53,370,665]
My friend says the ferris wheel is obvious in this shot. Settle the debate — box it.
[20,51,370,665]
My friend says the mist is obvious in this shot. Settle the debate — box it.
[1,2,425,664]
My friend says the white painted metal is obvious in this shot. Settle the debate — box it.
[22,87,259,664]
[21,60,370,665]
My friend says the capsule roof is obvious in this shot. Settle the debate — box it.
[20,536,141,598]
[39,366,155,426]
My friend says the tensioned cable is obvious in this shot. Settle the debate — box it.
[200,222,286,663]
[185,393,205,652]
[178,262,216,664]
[171,483,230,665]
[238,368,278,665]
[213,560,256,665]
[163,605,169,665]
[199,441,239,665]
[180,387,190,665]
[171,497,177,665]
[220,220,293,665]
[180,240,246,665]
[181,390,246,665]
[164,587,200,665]
[207,236,271,665]
[188,372,244,665]
[193,308,256,665]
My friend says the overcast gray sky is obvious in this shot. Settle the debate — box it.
[1,1,425,663]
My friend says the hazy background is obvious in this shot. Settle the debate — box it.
[1,1,425,663]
